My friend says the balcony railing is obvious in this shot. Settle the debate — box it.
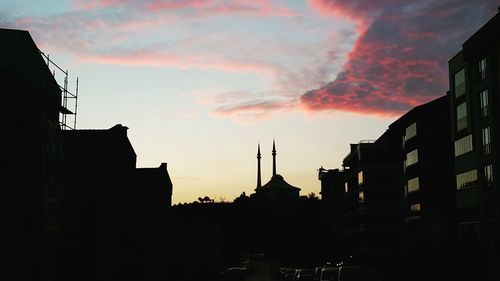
[481,106,489,117]
[483,143,492,155]
[457,179,478,190]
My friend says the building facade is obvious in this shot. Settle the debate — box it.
[383,96,456,280]
[342,141,401,266]
[448,9,500,279]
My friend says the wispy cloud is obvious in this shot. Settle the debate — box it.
[200,90,297,122]
[301,0,498,116]
[214,98,297,122]
[73,0,293,16]
[79,48,277,75]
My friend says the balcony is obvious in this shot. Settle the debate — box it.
[481,106,489,117]
[483,143,492,155]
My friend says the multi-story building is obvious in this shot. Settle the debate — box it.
[0,28,64,281]
[318,168,348,258]
[382,96,456,280]
[448,8,500,279]
[342,141,401,266]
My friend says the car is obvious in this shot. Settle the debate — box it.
[319,266,339,281]
[296,268,314,281]
[284,268,297,281]
[337,266,380,281]
[313,267,324,280]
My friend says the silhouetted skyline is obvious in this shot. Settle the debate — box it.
[2,4,500,281]
[1,1,498,204]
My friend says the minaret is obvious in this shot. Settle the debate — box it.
[256,143,262,189]
[272,139,277,176]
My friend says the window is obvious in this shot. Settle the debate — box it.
[479,58,487,80]
[358,191,365,203]
[406,149,418,167]
[480,90,489,117]
[456,169,478,190]
[484,165,493,184]
[410,203,421,212]
[454,68,466,98]
[454,135,473,156]
[407,177,420,193]
[482,127,491,154]
[456,102,468,131]
[358,171,364,185]
[405,123,417,141]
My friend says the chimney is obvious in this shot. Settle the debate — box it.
[160,162,167,170]
[110,124,129,136]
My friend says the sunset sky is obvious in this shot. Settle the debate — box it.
[2,0,498,204]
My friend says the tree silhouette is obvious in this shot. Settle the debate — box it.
[198,196,214,203]
[307,192,319,200]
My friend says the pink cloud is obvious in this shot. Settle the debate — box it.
[145,0,214,11]
[79,50,277,75]
[73,0,126,10]
[73,0,293,17]
[301,0,499,116]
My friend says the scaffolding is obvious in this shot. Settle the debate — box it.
[40,51,79,130]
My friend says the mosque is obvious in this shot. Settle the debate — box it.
[250,140,301,203]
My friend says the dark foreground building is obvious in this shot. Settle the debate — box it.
[59,125,138,281]
[382,96,456,280]
[59,125,174,281]
[342,140,401,269]
[448,8,500,280]
[136,163,173,280]
[0,28,63,281]
[319,96,456,280]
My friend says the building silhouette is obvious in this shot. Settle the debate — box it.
[251,140,300,204]
[60,125,173,281]
[381,96,456,280]
[135,163,173,280]
[447,8,500,280]
[0,28,64,281]
[342,140,401,266]
[318,168,348,259]
[59,125,138,281]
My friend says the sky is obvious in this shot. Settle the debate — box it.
[1,0,498,204]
